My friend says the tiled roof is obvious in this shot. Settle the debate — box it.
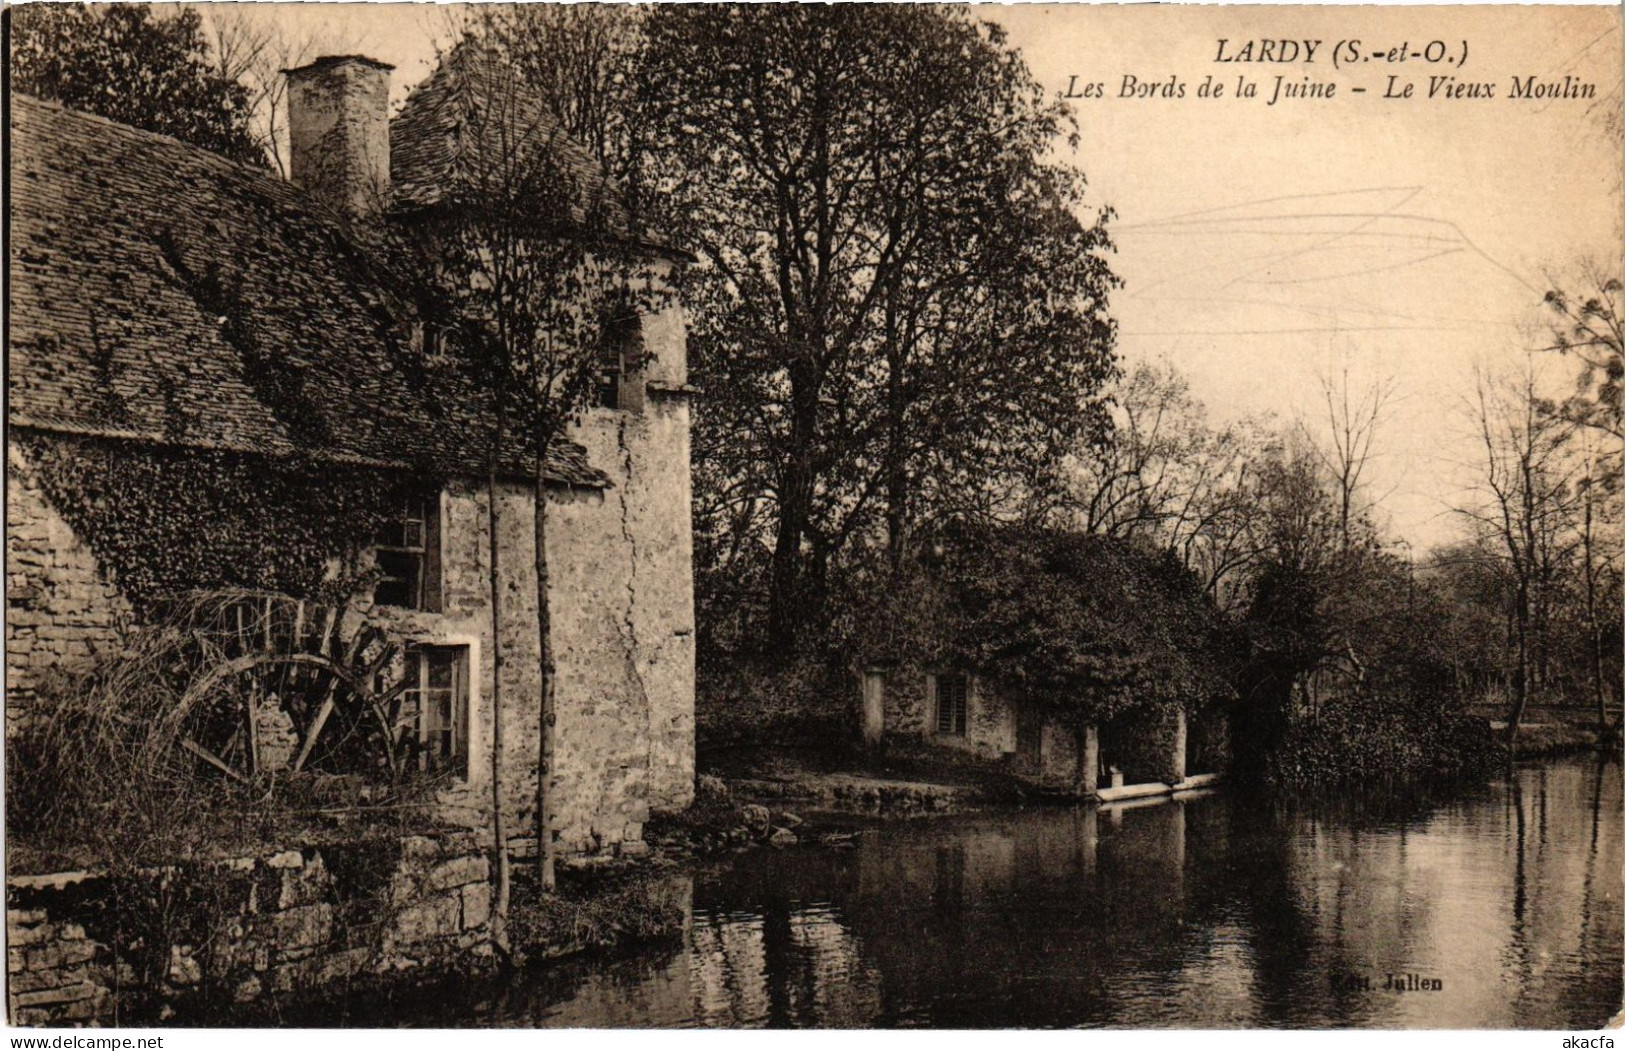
[390,43,640,243]
[7,93,607,487]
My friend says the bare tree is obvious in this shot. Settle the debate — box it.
[485,5,644,184]
[202,8,355,176]
[1060,362,1273,610]
[1566,427,1622,731]
[1065,363,1195,539]
[1460,362,1579,744]
[1299,366,1397,551]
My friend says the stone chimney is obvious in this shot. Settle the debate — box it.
[284,55,393,218]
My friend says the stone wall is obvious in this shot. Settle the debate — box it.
[876,666,1017,760]
[1038,719,1085,788]
[874,664,1105,791]
[4,443,131,733]
[358,289,694,856]
[362,479,539,836]
[285,56,391,219]
[6,834,491,1026]
[6,896,105,1024]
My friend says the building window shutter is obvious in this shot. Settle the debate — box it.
[421,493,443,613]
[373,493,442,611]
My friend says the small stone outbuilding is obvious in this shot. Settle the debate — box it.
[861,664,1203,795]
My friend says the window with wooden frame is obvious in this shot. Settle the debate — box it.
[399,645,469,779]
[594,312,645,411]
[410,319,447,360]
[372,494,442,611]
[934,673,969,736]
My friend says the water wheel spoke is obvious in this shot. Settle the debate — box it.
[368,682,406,780]
[317,607,338,658]
[181,737,249,784]
[173,603,404,787]
[292,690,337,773]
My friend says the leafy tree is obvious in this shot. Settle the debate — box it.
[636,5,1118,650]
[1539,265,1623,445]
[9,3,263,167]
[1229,442,1394,774]
[201,8,359,177]
[1423,541,1518,698]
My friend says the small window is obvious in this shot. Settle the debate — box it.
[411,320,447,360]
[935,673,968,736]
[373,495,442,611]
[397,645,469,778]
[595,313,644,410]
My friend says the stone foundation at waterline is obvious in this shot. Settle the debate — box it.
[6,833,493,1026]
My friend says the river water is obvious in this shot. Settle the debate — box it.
[373,754,1622,1028]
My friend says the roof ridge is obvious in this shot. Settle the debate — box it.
[13,93,268,181]
[9,93,359,237]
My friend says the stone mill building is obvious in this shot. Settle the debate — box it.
[6,52,697,858]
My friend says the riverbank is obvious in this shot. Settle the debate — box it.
[1505,720,1618,757]
[1471,697,1620,758]
[645,741,1045,857]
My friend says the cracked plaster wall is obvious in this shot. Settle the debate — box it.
[546,294,696,853]
[367,293,696,856]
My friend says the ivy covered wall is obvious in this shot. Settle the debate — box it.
[14,432,432,613]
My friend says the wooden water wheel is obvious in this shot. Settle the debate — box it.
[160,594,410,786]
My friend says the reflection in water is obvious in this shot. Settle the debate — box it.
[368,754,1623,1029]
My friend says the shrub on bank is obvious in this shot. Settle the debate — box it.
[1267,688,1504,790]
[506,869,688,960]
[695,653,852,749]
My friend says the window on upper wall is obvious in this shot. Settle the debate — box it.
[410,319,447,361]
[372,494,442,612]
[398,645,469,779]
[594,312,645,411]
[935,673,969,736]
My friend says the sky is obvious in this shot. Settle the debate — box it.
[201,2,1623,554]
[993,4,1623,553]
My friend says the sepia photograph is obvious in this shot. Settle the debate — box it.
[4,0,1622,1033]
